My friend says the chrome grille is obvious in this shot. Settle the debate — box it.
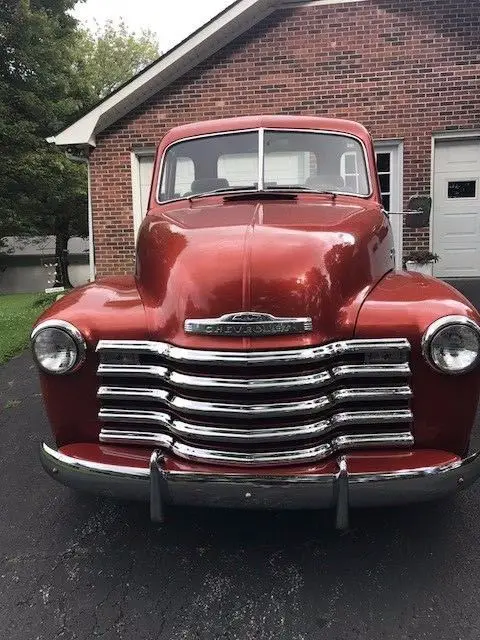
[96,338,413,467]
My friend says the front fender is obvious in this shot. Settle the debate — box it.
[355,271,480,455]
[33,276,148,447]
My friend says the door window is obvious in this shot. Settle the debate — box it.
[376,152,392,211]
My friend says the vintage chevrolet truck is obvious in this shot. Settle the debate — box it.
[34,116,480,528]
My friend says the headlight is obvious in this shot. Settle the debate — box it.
[31,320,86,375]
[422,316,480,374]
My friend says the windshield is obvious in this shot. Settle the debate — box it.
[159,129,370,201]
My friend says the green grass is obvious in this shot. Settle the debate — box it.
[0,292,58,364]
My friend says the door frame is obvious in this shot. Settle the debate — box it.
[131,147,156,241]
[374,139,404,270]
[430,131,480,273]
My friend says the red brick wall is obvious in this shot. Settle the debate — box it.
[90,0,480,276]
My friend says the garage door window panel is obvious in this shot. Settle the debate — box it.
[448,180,477,199]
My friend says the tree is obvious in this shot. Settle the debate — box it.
[0,3,160,287]
[0,0,87,285]
[75,20,159,104]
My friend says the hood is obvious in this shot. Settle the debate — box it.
[136,198,393,348]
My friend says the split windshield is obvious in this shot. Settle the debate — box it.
[159,129,370,202]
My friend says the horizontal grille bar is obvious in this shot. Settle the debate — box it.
[98,430,414,467]
[96,338,413,464]
[96,338,410,368]
[99,407,413,443]
[330,364,410,378]
[98,385,412,419]
[97,362,411,393]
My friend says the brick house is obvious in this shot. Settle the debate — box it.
[50,0,480,281]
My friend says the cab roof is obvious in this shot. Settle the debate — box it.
[159,116,371,150]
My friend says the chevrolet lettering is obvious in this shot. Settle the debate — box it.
[33,116,480,529]
[185,313,313,336]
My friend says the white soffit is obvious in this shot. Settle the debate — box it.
[49,0,367,147]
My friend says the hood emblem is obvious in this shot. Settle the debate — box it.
[185,312,313,337]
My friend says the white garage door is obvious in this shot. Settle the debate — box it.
[138,155,155,215]
[433,139,480,278]
[132,153,155,239]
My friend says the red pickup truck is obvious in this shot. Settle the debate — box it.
[33,116,480,528]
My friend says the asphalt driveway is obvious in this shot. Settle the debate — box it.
[1,352,480,640]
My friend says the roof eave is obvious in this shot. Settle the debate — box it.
[49,0,277,148]
[47,111,99,147]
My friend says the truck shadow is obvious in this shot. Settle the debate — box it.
[43,485,480,638]
[66,487,470,564]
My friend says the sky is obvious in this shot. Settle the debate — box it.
[73,0,234,51]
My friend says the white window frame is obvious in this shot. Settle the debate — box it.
[131,148,155,241]
[374,140,404,270]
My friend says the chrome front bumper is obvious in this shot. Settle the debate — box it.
[40,443,480,529]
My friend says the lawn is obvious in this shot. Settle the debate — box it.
[0,292,57,364]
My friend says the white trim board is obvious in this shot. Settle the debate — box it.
[433,130,480,141]
[374,140,404,270]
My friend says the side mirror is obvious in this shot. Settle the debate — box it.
[405,195,432,229]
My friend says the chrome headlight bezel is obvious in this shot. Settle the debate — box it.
[421,315,480,375]
[31,320,87,375]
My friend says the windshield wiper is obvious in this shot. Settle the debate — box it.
[267,185,338,199]
[188,185,339,202]
[189,186,256,201]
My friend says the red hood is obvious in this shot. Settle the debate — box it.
[136,197,393,349]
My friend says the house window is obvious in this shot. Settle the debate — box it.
[448,180,476,199]
[376,152,391,211]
